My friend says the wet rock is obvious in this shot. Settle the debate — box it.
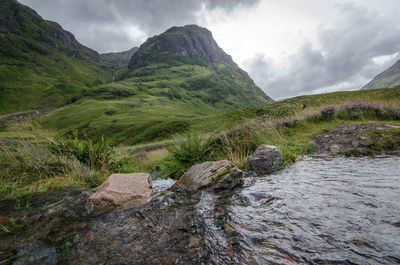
[248,145,282,175]
[87,173,152,213]
[12,241,57,265]
[173,160,242,190]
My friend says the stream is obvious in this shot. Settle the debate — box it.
[227,156,400,264]
[1,156,400,264]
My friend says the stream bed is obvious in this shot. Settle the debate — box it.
[1,156,400,264]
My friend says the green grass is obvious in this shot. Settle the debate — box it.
[1,87,400,198]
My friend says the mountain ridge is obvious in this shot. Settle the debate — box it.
[362,58,400,90]
[0,0,112,114]
[128,25,234,70]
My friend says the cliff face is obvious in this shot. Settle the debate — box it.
[101,47,139,68]
[0,0,99,60]
[128,25,234,69]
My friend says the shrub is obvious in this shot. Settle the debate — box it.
[275,119,299,129]
[306,106,336,122]
[337,102,400,121]
[161,134,214,179]
[49,133,121,171]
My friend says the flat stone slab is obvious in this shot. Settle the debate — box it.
[87,173,152,213]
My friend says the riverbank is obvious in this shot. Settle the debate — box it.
[1,99,400,199]
[1,155,399,264]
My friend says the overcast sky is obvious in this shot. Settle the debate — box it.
[19,0,400,99]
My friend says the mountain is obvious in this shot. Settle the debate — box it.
[101,47,139,68]
[0,0,112,114]
[128,25,234,69]
[120,25,272,107]
[38,25,273,144]
[362,59,400,90]
[0,0,273,144]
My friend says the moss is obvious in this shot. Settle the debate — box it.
[212,169,230,183]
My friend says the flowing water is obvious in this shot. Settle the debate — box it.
[226,156,400,264]
[2,156,400,264]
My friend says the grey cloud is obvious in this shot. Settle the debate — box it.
[247,3,400,99]
[18,0,260,53]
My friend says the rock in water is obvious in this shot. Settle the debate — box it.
[87,173,152,213]
[248,145,282,175]
[173,160,243,190]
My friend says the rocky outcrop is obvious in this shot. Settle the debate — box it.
[173,160,243,190]
[128,25,234,69]
[100,47,139,68]
[0,0,99,59]
[314,123,400,156]
[86,173,152,213]
[248,145,282,175]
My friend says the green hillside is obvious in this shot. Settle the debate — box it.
[0,0,112,114]
[362,59,400,90]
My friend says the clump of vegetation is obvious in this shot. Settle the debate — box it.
[337,102,400,120]
[161,134,214,179]
[0,132,130,198]
[49,131,121,172]
[306,106,336,122]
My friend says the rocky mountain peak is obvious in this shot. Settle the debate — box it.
[128,24,234,69]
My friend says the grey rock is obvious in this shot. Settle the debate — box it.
[13,241,57,265]
[330,144,341,153]
[248,145,282,175]
[173,160,242,190]
[351,140,360,147]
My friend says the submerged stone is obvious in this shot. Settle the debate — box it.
[248,145,282,175]
[86,173,152,213]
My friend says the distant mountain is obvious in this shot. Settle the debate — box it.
[38,25,273,144]
[101,47,138,68]
[129,25,234,69]
[362,59,400,90]
[120,25,272,108]
[0,1,273,143]
[0,0,112,114]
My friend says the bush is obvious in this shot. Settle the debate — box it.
[306,106,336,122]
[49,132,121,171]
[337,102,400,120]
[161,134,214,179]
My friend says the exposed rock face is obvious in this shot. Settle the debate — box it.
[173,160,243,190]
[100,47,139,68]
[0,0,99,59]
[87,173,152,213]
[248,145,282,175]
[129,25,234,69]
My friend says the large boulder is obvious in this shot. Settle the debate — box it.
[87,173,152,213]
[248,145,282,175]
[173,160,242,190]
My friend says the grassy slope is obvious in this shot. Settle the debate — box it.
[0,0,113,114]
[362,59,400,90]
[35,62,272,145]
[0,53,112,114]
[1,87,400,198]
